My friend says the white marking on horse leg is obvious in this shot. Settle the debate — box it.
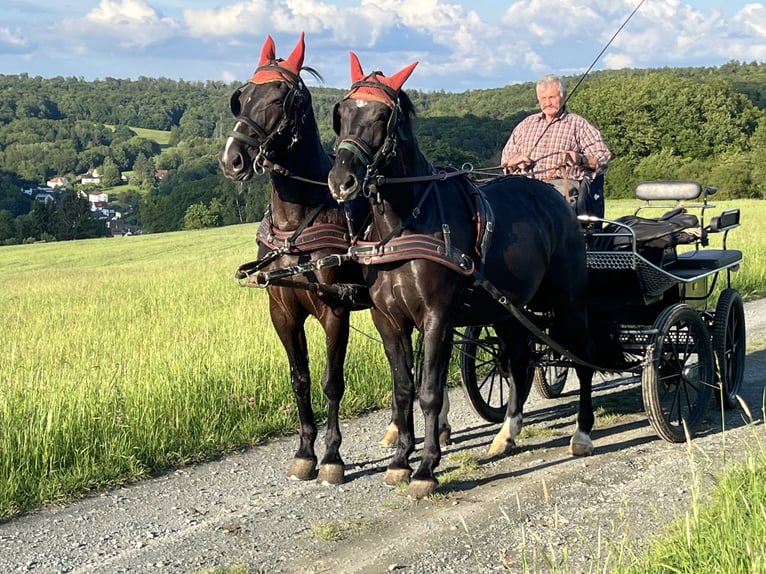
[487,413,522,457]
[379,421,398,448]
[568,426,594,456]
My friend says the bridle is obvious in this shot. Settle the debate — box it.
[228,65,308,175]
[333,74,403,196]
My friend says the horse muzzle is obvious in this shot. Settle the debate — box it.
[219,137,254,181]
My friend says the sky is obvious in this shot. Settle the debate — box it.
[2,0,765,92]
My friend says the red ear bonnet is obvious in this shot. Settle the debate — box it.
[349,51,365,83]
[346,52,418,105]
[249,32,306,84]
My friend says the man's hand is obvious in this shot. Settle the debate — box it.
[503,154,534,174]
[566,151,590,168]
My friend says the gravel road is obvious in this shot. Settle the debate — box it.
[2,299,765,574]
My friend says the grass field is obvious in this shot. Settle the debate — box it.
[0,199,763,518]
[0,226,391,517]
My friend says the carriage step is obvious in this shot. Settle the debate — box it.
[666,249,742,276]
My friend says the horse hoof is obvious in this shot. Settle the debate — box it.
[568,432,594,457]
[317,463,344,485]
[288,458,318,481]
[379,423,398,448]
[383,467,412,487]
[407,479,438,499]
[487,436,516,458]
[439,428,452,447]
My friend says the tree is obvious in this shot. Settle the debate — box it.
[57,189,105,240]
[0,209,16,242]
[27,199,59,239]
[183,198,222,230]
[132,153,156,190]
[99,157,121,187]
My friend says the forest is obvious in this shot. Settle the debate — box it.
[1,60,766,244]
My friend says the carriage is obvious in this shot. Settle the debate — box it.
[456,178,746,444]
[220,35,747,499]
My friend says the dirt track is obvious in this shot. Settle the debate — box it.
[1,299,764,574]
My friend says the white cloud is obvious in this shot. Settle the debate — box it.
[5,0,766,91]
[0,27,31,54]
[62,0,180,49]
[184,1,273,37]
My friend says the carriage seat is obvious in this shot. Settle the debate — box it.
[634,180,707,201]
[590,209,701,255]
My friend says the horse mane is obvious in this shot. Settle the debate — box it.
[300,65,323,84]
[395,89,431,171]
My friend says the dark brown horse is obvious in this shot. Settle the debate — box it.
[218,34,368,484]
[327,54,596,499]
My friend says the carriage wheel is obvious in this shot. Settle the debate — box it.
[532,346,570,399]
[458,325,517,423]
[642,304,714,443]
[713,288,746,410]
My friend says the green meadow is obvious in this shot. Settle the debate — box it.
[0,199,764,518]
[0,225,391,517]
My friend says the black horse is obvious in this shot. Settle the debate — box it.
[218,34,369,484]
[327,54,596,499]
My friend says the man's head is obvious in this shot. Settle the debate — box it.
[536,74,566,122]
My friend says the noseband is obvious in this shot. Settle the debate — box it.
[334,77,402,196]
[229,66,308,174]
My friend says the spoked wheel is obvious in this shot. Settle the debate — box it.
[642,304,715,443]
[533,346,570,399]
[458,325,520,423]
[713,288,746,410]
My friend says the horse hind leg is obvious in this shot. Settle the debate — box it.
[568,364,594,456]
[438,388,452,446]
[379,386,451,448]
[487,323,532,458]
[555,306,595,457]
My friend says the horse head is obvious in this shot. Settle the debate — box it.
[327,53,418,202]
[219,32,318,181]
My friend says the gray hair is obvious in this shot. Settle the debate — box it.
[536,74,567,101]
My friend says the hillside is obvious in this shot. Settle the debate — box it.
[1,60,766,244]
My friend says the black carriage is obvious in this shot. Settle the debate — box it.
[458,179,746,443]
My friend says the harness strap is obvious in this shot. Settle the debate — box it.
[350,234,474,276]
[471,271,618,372]
[256,204,349,252]
[236,207,350,279]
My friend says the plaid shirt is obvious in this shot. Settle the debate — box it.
[501,109,611,181]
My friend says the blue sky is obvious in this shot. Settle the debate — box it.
[1,0,764,92]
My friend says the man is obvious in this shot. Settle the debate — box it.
[501,74,611,217]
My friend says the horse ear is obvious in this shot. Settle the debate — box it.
[383,61,418,93]
[282,32,305,74]
[349,52,365,83]
[258,35,277,66]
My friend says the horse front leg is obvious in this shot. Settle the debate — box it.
[407,323,453,499]
[316,310,350,485]
[272,304,318,481]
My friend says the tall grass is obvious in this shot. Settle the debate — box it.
[0,199,763,518]
[525,409,766,574]
[0,226,390,517]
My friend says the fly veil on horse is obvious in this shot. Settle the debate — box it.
[327,54,597,499]
[219,34,370,485]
